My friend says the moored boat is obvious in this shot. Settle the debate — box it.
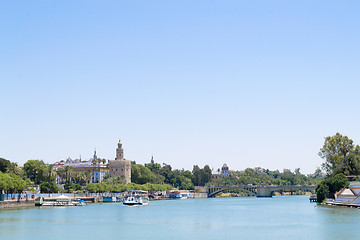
[40,195,86,207]
[123,190,149,206]
[165,190,194,199]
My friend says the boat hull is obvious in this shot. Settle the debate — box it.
[123,202,149,206]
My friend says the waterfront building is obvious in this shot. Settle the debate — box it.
[335,182,360,204]
[54,150,108,183]
[221,164,229,176]
[108,140,132,184]
[212,174,219,181]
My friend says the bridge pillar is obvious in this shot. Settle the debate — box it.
[256,187,273,197]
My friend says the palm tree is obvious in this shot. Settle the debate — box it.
[71,172,80,184]
[78,172,87,185]
[46,164,57,183]
[72,172,87,185]
[84,170,92,184]
[6,162,23,176]
[56,169,65,184]
[63,166,74,184]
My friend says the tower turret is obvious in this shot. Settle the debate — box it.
[116,140,124,161]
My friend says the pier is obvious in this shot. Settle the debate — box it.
[309,195,317,202]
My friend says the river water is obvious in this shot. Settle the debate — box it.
[1,195,359,240]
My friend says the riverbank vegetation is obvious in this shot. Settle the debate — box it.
[84,182,173,193]
[1,153,322,195]
[0,171,29,197]
[316,133,360,202]
[208,167,321,186]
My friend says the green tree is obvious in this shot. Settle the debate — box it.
[83,170,92,184]
[315,182,329,203]
[0,173,27,199]
[179,176,193,190]
[23,160,47,184]
[280,169,295,185]
[0,158,11,173]
[315,173,349,202]
[192,165,201,186]
[201,165,212,186]
[158,164,173,184]
[104,176,126,185]
[319,133,360,175]
[85,183,100,193]
[313,168,323,178]
[144,163,162,173]
[40,182,59,193]
[64,183,82,193]
[45,164,57,183]
[63,166,74,184]
[192,165,211,186]
[131,164,158,184]
[0,172,9,193]
[6,162,24,177]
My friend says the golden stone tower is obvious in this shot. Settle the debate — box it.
[109,140,131,184]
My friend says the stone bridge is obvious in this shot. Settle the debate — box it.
[196,185,316,198]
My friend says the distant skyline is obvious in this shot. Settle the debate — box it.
[1,1,360,174]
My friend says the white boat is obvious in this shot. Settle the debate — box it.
[40,195,86,207]
[180,191,195,199]
[123,190,149,206]
[180,193,190,199]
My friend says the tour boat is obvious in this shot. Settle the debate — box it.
[123,190,149,206]
[40,195,86,207]
[180,192,194,199]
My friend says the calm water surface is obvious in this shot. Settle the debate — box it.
[1,195,360,240]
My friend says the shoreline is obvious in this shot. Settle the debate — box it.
[0,199,35,209]
[323,201,360,209]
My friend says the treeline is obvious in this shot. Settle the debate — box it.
[0,158,60,185]
[0,171,29,196]
[130,163,212,190]
[209,167,322,186]
[39,182,173,194]
[131,162,322,189]
[1,153,326,196]
[84,182,173,193]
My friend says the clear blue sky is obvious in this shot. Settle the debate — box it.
[1,1,359,174]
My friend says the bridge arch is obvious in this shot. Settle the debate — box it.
[208,187,257,198]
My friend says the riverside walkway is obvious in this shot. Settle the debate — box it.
[196,185,316,197]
